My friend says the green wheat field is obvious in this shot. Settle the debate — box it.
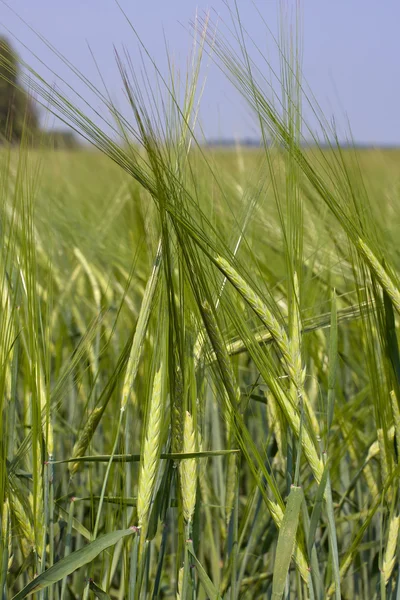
[2,9,400,600]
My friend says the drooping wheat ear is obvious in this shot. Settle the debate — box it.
[69,406,104,476]
[268,376,324,484]
[356,238,400,314]
[215,256,292,367]
[215,257,315,419]
[216,258,322,437]
[180,411,197,523]
[202,299,311,576]
[121,239,162,410]
[383,514,400,585]
[171,367,184,454]
[137,366,163,530]
[203,296,322,483]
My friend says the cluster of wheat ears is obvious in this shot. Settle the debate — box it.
[1,4,400,600]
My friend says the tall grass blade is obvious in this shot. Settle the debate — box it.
[11,528,137,600]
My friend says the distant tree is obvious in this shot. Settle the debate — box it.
[42,129,79,150]
[0,36,39,143]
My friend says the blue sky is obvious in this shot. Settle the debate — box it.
[1,0,400,144]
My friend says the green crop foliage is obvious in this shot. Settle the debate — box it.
[1,4,400,599]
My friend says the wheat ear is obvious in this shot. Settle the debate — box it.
[201,301,310,580]
[137,367,163,530]
[180,411,197,523]
[171,367,184,454]
[215,257,319,433]
[357,238,400,314]
[9,490,35,557]
[69,406,104,476]
[2,499,13,572]
[383,514,400,585]
[215,256,293,368]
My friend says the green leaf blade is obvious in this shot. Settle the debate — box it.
[12,528,136,600]
[272,485,303,600]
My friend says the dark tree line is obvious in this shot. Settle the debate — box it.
[0,36,39,143]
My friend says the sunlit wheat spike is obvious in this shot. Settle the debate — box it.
[2,499,9,548]
[180,411,197,523]
[137,366,163,529]
[383,514,400,585]
[9,490,35,557]
[2,499,13,571]
[121,240,162,409]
